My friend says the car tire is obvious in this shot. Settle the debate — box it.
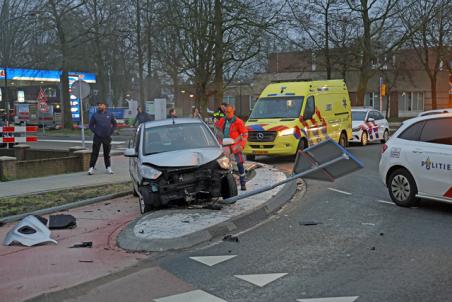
[339,132,348,148]
[387,168,419,207]
[381,130,389,143]
[361,131,369,146]
[297,138,308,152]
[221,173,238,199]
[139,187,161,213]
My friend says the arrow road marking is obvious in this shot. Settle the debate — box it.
[297,297,359,302]
[154,290,227,302]
[190,255,237,267]
[234,273,287,287]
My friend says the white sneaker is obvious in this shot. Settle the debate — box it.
[107,167,113,174]
[88,167,94,175]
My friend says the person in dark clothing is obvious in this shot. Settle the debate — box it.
[88,102,117,175]
[167,108,177,118]
[134,106,151,126]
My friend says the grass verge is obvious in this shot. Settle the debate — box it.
[0,182,132,218]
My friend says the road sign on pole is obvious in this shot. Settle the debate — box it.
[72,78,91,149]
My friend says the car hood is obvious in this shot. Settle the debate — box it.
[141,147,223,167]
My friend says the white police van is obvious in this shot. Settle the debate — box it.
[379,113,452,207]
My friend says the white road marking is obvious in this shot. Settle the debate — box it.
[190,255,237,267]
[361,223,376,226]
[154,290,227,302]
[377,199,395,205]
[297,297,359,302]
[234,273,287,287]
[39,139,125,145]
[328,188,352,195]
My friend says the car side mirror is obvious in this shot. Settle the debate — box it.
[367,118,375,122]
[222,138,234,146]
[124,148,138,157]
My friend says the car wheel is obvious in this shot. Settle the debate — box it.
[221,173,238,199]
[381,130,389,143]
[139,187,161,213]
[388,168,419,207]
[361,131,369,146]
[339,132,348,148]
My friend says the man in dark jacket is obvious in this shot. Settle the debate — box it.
[134,106,151,126]
[88,101,117,175]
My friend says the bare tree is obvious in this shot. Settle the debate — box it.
[401,0,451,110]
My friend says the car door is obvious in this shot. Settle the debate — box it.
[374,111,388,139]
[130,126,142,184]
[416,117,452,199]
[366,111,379,141]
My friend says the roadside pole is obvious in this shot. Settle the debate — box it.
[79,75,86,149]
[379,76,383,112]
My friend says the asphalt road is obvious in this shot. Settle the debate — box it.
[153,143,452,302]
[30,142,452,302]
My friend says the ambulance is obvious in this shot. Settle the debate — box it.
[244,80,352,159]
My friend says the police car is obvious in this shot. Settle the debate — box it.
[350,108,389,146]
[379,113,452,207]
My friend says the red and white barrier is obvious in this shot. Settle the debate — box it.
[0,126,38,143]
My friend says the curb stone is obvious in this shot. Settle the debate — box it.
[117,169,297,252]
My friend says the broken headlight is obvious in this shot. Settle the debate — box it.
[217,156,231,170]
[140,165,162,180]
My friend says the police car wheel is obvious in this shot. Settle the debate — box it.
[388,168,419,207]
[381,130,389,143]
[361,131,368,146]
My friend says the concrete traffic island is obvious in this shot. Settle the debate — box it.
[118,163,297,252]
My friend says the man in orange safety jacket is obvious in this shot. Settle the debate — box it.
[215,104,248,191]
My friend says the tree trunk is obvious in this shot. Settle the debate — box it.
[356,75,369,106]
[213,0,224,109]
[136,0,145,107]
[60,68,72,129]
[430,75,437,110]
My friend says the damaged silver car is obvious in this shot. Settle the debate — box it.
[124,118,238,213]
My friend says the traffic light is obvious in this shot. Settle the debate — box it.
[380,84,387,96]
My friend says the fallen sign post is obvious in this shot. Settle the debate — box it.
[222,139,364,204]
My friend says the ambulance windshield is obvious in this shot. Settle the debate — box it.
[250,97,304,119]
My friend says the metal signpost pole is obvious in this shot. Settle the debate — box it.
[79,75,86,149]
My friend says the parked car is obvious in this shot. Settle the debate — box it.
[124,118,238,213]
[350,107,389,146]
[417,108,452,117]
[379,113,452,207]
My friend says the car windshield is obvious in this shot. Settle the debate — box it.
[249,97,304,119]
[143,123,218,155]
[352,111,367,121]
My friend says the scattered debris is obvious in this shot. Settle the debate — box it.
[35,215,48,226]
[79,260,93,263]
[70,241,92,248]
[181,220,190,223]
[299,221,322,226]
[223,235,239,243]
[202,204,223,210]
[117,210,121,212]
[370,246,376,251]
[0,222,4,227]
[3,215,57,247]
[139,230,144,234]
[380,233,384,236]
[49,214,76,230]
[104,202,111,205]
[83,210,94,213]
